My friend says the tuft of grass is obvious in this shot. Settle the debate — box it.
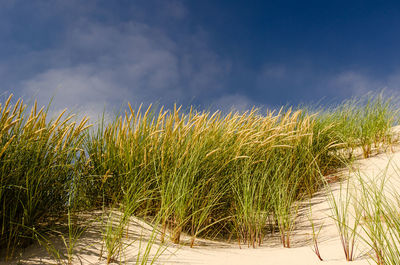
[317,92,397,159]
[307,201,323,261]
[1,91,397,262]
[355,163,400,265]
[326,175,362,261]
[87,105,348,247]
[0,95,90,260]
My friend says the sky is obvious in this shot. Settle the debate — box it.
[1,0,400,118]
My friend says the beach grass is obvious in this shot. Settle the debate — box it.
[0,92,397,263]
[353,162,400,265]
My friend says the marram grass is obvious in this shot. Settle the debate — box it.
[0,92,397,263]
[0,95,90,259]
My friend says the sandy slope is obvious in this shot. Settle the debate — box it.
[5,142,400,265]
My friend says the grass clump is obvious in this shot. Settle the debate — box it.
[354,164,400,265]
[0,91,397,263]
[86,105,348,248]
[326,176,362,261]
[0,95,90,260]
[317,92,397,159]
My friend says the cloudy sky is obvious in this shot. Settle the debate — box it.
[1,0,400,117]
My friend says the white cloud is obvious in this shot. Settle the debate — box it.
[260,65,287,79]
[17,9,231,120]
[210,93,257,113]
[257,62,394,103]
[330,71,384,96]
[162,0,187,19]
[256,63,315,90]
[387,71,400,91]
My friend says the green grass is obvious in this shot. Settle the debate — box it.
[353,162,400,265]
[0,95,90,260]
[0,92,397,263]
[326,175,362,261]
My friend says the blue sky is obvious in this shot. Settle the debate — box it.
[1,0,400,117]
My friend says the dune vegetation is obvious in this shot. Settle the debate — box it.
[0,92,398,264]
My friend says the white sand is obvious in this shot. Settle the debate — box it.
[5,139,400,265]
